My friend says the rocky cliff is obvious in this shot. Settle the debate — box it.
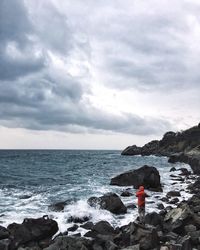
[122,123,200,174]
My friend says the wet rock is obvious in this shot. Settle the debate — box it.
[157,203,165,210]
[168,198,179,204]
[80,222,94,230]
[110,165,162,192]
[67,224,78,232]
[121,190,133,197]
[67,216,90,224]
[48,201,70,212]
[88,193,127,214]
[19,195,32,200]
[178,168,191,176]
[126,204,137,210]
[160,197,169,203]
[166,191,181,197]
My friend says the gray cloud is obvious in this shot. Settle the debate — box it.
[0,0,47,80]
[1,0,199,137]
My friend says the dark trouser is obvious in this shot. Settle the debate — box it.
[138,206,145,224]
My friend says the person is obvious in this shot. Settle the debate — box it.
[136,185,148,224]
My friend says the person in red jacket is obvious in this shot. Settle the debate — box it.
[136,185,148,224]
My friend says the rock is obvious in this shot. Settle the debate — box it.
[157,203,165,210]
[160,197,169,203]
[67,224,78,232]
[7,216,58,249]
[67,216,90,224]
[188,179,200,194]
[121,191,133,197]
[166,191,181,197]
[141,140,160,156]
[121,245,140,250]
[170,167,176,172]
[121,124,200,176]
[178,168,191,176]
[184,224,197,233]
[121,145,142,156]
[88,193,127,214]
[130,223,159,250]
[84,221,115,238]
[164,203,196,234]
[110,165,162,192]
[168,198,179,204]
[80,222,94,230]
[126,204,137,210]
[43,236,92,250]
[19,195,32,200]
[0,226,9,240]
[176,235,192,250]
[145,212,164,230]
[93,221,115,235]
[0,239,10,250]
[48,201,68,212]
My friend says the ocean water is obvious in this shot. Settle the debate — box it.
[0,150,193,235]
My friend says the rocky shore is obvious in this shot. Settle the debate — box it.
[1,123,200,249]
[0,163,199,250]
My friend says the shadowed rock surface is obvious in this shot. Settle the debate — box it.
[110,165,162,192]
[88,193,127,214]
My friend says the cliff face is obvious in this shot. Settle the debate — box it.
[122,123,200,174]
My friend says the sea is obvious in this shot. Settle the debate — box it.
[0,150,193,235]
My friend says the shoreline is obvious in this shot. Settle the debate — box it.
[0,157,199,249]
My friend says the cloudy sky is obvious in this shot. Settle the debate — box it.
[0,0,199,149]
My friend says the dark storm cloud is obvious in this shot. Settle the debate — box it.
[0,0,186,135]
[0,0,47,80]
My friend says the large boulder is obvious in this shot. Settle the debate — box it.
[7,216,58,249]
[110,165,162,191]
[88,193,127,214]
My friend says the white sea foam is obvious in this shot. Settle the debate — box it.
[0,155,196,237]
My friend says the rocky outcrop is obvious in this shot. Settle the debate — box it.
[122,123,200,175]
[87,192,127,214]
[0,216,58,250]
[110,165,162,191]
[168,150,200,175]
[121,145,142,155]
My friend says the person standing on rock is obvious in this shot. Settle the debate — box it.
[136,186,149,224]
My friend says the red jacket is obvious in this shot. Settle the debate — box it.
[136,186,147,207]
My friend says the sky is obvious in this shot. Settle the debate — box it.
[0,0,200,149]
